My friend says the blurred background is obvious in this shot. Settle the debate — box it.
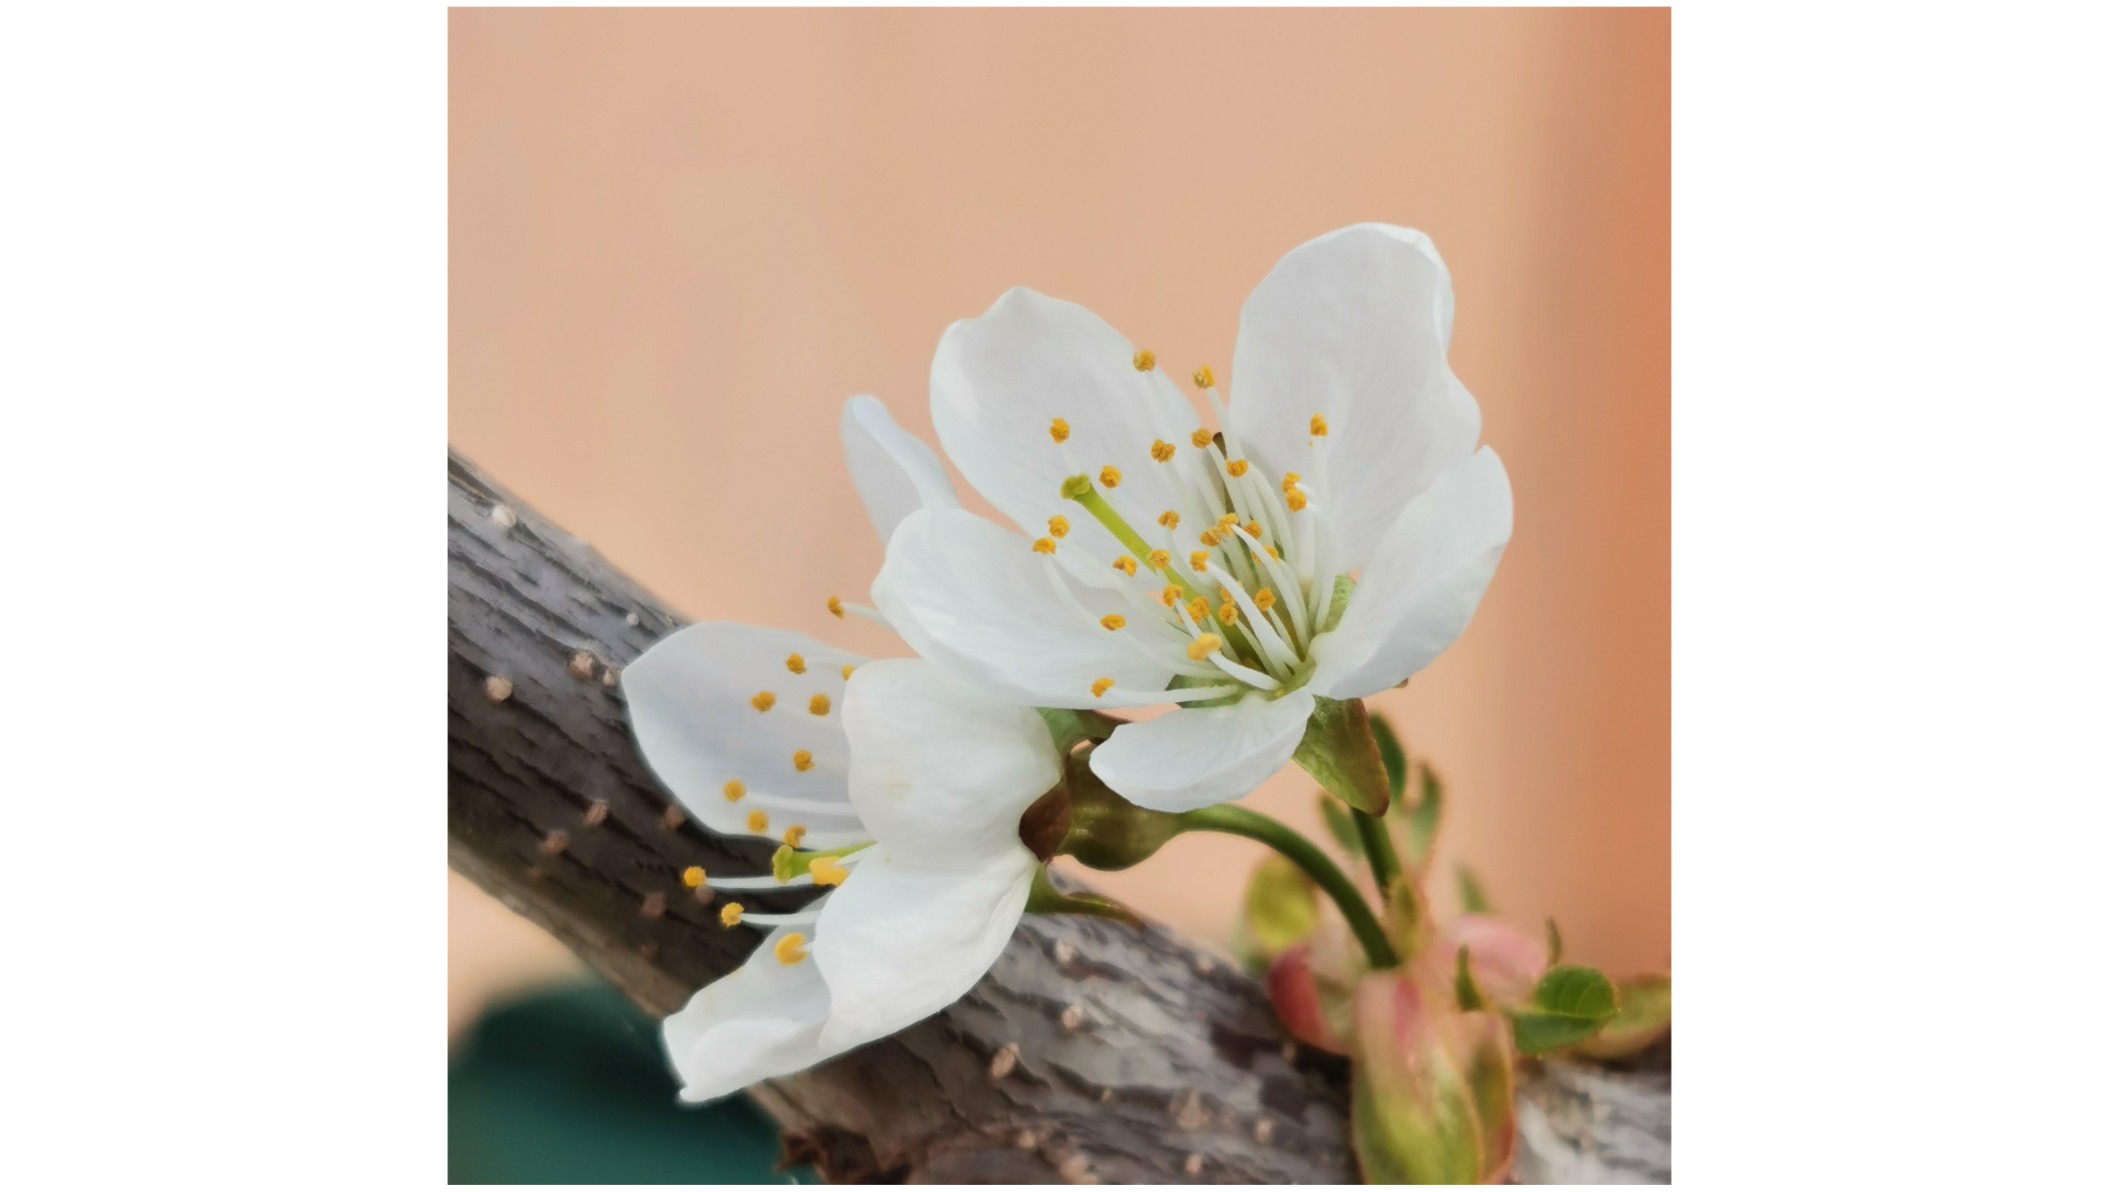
[449,4,1668,1132]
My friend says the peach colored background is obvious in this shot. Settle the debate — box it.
[449,7,1669,1027]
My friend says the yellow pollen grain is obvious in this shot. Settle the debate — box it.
[1113,554,1138,577]
[1190,428,1214,449]
[1310,413,1329,436]
[1150,440,1176,463]
[1200,529,1222,547]
[1218,603,1239,625]
[1244,520,1262,538]
[1226,458,1251,478]
[827,595,845,618]
[1267,545,1282,560]
[682,866,707,889]
[1187,596,1210,622]
[809,857,851,886]
[1099,614,1127,631]
[1092,678,1119,700]
[808,693,831,716]
[1099,465,1122,488]
[1159,584,1181,607]
[1157,509,1181,529]
[1254,589,1277,611]
[1287,489,1309,512]
[746,809,769,832]
[841,663,855,680]
[792,750,815,772]
[1189,550,1209,572]
[1282,472,1302,490]
[751,691,777,712]
[1032,537,1057,554]
[1133,348,1157,371]
[1218,513,1240,529]
[1193,365,1216,390]
[1050,417,1071,444]
[785,652,806,674]
[1048,515,1071,538]
[1147,548,1171,568]
[774,933,810,965]
[722,779,746,803]
[1188,633,1223,661]
[720,902,745,928]
[783,824,807,847]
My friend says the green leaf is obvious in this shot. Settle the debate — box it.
[1403,762,1444,869]
[1368,711,1408,807]
[1544,918,1563,967]
[1575,973,1672,1059]
[1456,865,1491,915]
[1508,965,1620,1056]
[1242,853,1320,955]
[1293,695,1391,815]
[1318,794,1362,854]
[1453,945,1486,1012]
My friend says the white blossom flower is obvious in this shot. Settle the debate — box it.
[629,396,1056,1101]
[874,223,1513,812]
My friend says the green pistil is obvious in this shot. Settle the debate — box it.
[1062,475,1205,602]
[770,840,870,883]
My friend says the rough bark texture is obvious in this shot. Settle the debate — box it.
[447,449,1671,1184]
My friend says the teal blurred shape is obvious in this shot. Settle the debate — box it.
[449,981,818,1184]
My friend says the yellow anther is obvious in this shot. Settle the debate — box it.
[1286,489,1309,512]
[747,809,770,832]
[1200,529,1223,547]
[783,824,807,847]
[1218,603,1239,625]
[1187,633,1223,661]
[1190,428,1215,449]
[1157,509,1181,529]
[1032,537,1057,554]
[1099,465,1122,488]
[1218,513,1240,529]
[1310,413,1329,436]
[1150,439,1176,463]
[1189,550,1209,572]
[1159,584,1181,607]
[1113,554,1138,577]
[841,663,856,680]
[827,594,845,618]
[1091,677,1115,697]
[751,691,777,712]
[1048,515,1071,538]
[774,933,810,964]
[682,866,707,889]
[1244,519,1262,538]
[1099,614,1127,631]
[1187,596,1210,622]
[785,652,806,674]
[808,856,851,886]
[1226,458,1251,478]
[1050,417,1071,444]
[1282,471,1302,490]
[1254,589,1277,611]
[720,902,744,928]
[1133,349,1157,371]
[792,750,815,772]
[808,693,831,716]
[1266,545,1282,560]
[1193,365,1216,390]
[1147,548,1171,568]
[722,779,746,803]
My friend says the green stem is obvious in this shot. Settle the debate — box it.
[1177,803,1398,970]
[1352,810,1404,899]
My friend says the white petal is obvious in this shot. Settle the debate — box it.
[1309,448,1513,699]
[1088,689,1317,812]
[872,508,1177,708]
[662,926,838,1102]
[1228,223,1482,569]
[842,658,1062,867]
[620,622,870,847]
[930,287,1200,562]
[812,847,1034,1051]
[840,394,959,547]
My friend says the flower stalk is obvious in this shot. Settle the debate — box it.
[1176,803,1399,970]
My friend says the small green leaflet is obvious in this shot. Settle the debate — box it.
[1508,965,1620,1056]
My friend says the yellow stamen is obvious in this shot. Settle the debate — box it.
[720,902,744,928]
[747,809,769,832]
[1200,529,1223,547]
[783,824,807,847]
[1244,519,1261,538]
[1310,413,1329,436]
[1157,509,1181,529]
[1218,513,1240,529]
[1187,596,1210,622]
[1099,614,1127,631]
[1133,349,1156,371]
[1159,584,1181,607]
[1226,458,1250,478]
[1032,537,1057,554]
[1099,465,1122,488]
[1193,365,1216,390]
[1050,417,1071,444]
[1190,428,1214,449]
[1091,677,1115,697]
[809,693,831,716]
[1150,440,1175,463]
[841,663,855,680]
[792,750,814,772]
[1049,515,1071,538]
[1266,545,1282,560]
[827,595,845,619]
[1146,548,1171,568]
[751,691,777,712]
[774,933,810,964]
[785,652,807,674]
[1287,489,1309,512]
[1254,589,1277,611]
[808,856,851,886]
[722,779,745,803]
[1189,550,1209,572]
[1218,603,1239,625]
[682,866,707,889]
[1282,471,1302,490]
[1188,633,1223,661]
[1112,554,1138,577]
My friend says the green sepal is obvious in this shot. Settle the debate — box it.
[1025,866,1143,928]
[1242,853,1320,957]
[1294,695,1391,815]
[1456,865,1492,915]
[1574,973,1672,1059]
[1037,707,1120,753]
[1507,964,1620,1056]
[1453,945,1487,1012]
[1403,763,1444,870]
[1545,917,1564,967]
